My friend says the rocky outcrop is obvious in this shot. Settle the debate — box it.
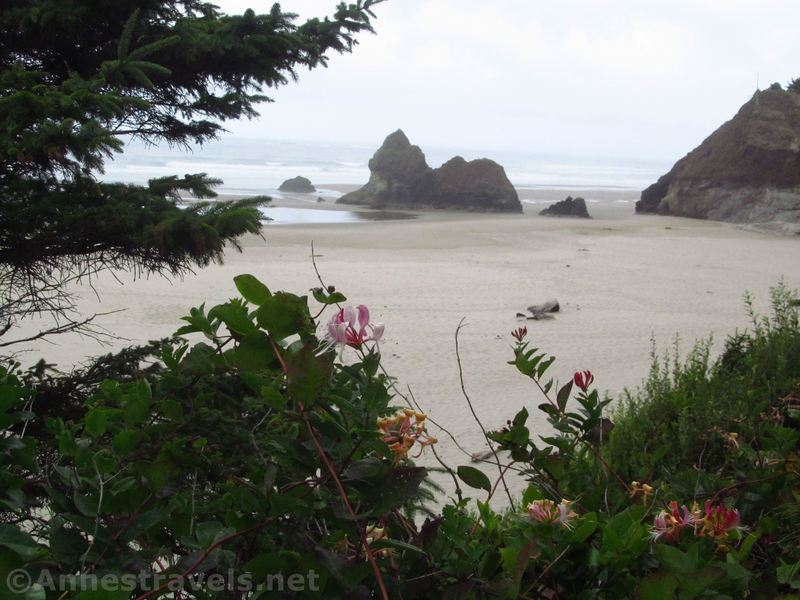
[279,176,316,193]
[338,130,522,212]
[636,87,800,231]
[539,196,590,218]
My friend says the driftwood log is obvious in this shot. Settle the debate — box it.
[517,299,560,320]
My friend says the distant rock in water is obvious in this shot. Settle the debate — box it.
[279,176,316,193]
[539,196,590,218]
[337,130,522,212]
[636,86,800,232]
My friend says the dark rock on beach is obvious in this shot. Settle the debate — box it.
[338,130,522,212]
[539,196,591,218]
[279,176,316,193]
[636,86,800,232]
[516,299,560,321]
[527,300,560,314]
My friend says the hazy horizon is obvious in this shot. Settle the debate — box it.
[195,0,800,164]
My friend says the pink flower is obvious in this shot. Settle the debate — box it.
[527,498,577,529]
[326,304,384,349]
[650,501,699,543]
[511,326,528,342]
[573,370,594,392]
[699,502,741,540]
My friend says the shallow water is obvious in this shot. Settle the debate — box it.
[260,206,416,225]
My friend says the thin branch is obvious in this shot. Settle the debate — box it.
[454,319,514,508]
[0,311,123,348]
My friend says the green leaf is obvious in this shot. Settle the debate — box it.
[235,274,272,305]
[73,492,99,517]
[570,514,598,543]
[50,525,89,561]
[286,343,333,405]
[0,525,40,560]
[311,287,346,305]
[112,430,147,456]
[343,457,387,481]
[457,465,491,492]
[556,380,573,411]
[230,330,276,371]
[777,559,800,589]
[196,521,224,547]
[84,409,107,438]
[637,572,679,600]
[123,395,151,426]
[122,507,172,542]
[521,484,543,507]
[160,400,183,420]
[256,292,312,340]
[655,544,692,573]
[679,566,724,597]
[209,301,256,336]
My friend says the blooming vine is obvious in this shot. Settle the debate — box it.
[327,304,384,349]
[651,500,742,543]
[377,409,437,462]
[527,498,578,529]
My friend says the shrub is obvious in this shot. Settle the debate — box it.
[2,277,798,599]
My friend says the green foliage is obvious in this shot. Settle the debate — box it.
[608,281,800,481]
[2,276,798,598]
[1,275,433,598]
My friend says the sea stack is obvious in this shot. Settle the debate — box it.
[279,176,316,193]
[338,130,522,212]
[636,86,800,232]
[539,196,591,218]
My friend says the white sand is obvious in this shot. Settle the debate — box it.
[12,188,799,500]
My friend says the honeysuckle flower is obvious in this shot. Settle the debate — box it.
[629,481,655,504]
[326,304,384,349]
[527,498,577,528]
[573,370,594,392]
[377,409,437,462]
[724,431,740,450]
[650,501,699,543]
[698,502,742,540]
[511,326,528,342]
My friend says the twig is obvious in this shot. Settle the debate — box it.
[454,319,514,508]
[269,328,389,600]
[0,310,123,348]
[407,387,464,504]
[132,518,272,600]
[300,405,390,600]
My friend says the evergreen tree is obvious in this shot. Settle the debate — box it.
[0,0,381,344]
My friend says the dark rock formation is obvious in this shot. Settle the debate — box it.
[539,196,590,218]
[279,176,315,193]
[636,87,800,231]
[338,130,522,212]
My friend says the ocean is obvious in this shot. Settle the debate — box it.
[101,137,670,197]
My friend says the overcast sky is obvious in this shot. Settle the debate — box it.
[214,0,800,161]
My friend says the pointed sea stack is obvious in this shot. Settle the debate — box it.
[338,130,522,212]
[636,86,800,232]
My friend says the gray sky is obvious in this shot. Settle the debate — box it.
[216,0,800,161]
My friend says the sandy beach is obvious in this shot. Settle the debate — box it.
[13,188,799,497]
